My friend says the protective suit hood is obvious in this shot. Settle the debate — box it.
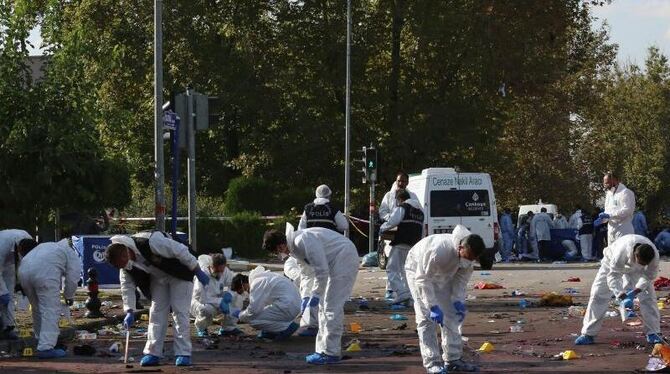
[451,224,471,249]
[249,265,269,283]
[285,223,297,251]
[404,198,422,210]
[110,234,139,253]
[313,197,331,205]
[197,254,214,275]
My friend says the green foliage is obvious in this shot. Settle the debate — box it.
[196,213,268,259]
[224,177,274,215]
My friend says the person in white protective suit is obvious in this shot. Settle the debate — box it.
[405,225,485,373]
[575,234,662,345]
[18,239,81,358]
[379,171,418,300]
[0,229,35,340]
[594,172,635,245]
[533,208,554,259]
[262,224,359,365]
[569,206,595,261]
[379,189,425,306]
[190,253,242,337]
[298,184,348,233]
[553,213,569,229]
[230,266,300,340]
[284,256,319,336]
[105,231,209,367]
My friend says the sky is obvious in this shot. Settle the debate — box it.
[591,0,670,66]
[27,1,670,67]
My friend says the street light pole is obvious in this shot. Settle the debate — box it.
[344,0,352,237]
[154,0,166,231]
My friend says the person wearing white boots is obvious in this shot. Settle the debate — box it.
[230,267,300,340]
[263,224,359,365]
[105,231,208,367]
[575,234,662,345]
[379,189,425,307]
[284,256,318,336]
[191,253,242,337]
[0,229,35,340]
[18,239,81,359]
[405,225,485,373]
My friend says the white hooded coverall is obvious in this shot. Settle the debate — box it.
[284,256,318,328]
[604,183,636,245]
[190,254,240,332]
[405,225,474,373]
[18,239,81,351]
[0,229,31,330]
[286,225,359,357]
[581,234,660,337]
[298,197,349,232]
[380,198,424,303]
[238,266,301,333]
[111,232,199,358]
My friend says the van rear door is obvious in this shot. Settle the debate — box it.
[457,173,495,249]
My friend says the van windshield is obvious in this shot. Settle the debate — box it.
[430,190,490,217]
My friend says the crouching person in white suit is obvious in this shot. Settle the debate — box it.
[575,234,662,345]
[405,225,485,373]
[191,253,242,337]
[105,231,209,367]
[231,266,300,340]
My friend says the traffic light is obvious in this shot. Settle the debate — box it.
[365,146,377,182]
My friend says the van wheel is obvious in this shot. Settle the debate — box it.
[377,239,387,270]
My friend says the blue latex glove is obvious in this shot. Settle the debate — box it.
[622,298,634,309]
[308,296,320,308]
[599,213,610,220]
[219,298,231,314]
[0,293,10,306]
[231,309,241,319]
[429,305,444,325]
[194,268,210,286]
[593,218,603,227]
[222,291,233,304]
[124,311,135,328]
[626,289,640,300]
[453,301,467,323]
[301,297,309,313]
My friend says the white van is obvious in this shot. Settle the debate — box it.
[406,168,500,253]
[517,200,558,227]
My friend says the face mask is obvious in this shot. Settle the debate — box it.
[278,252,289,261]
[123,260,134,271]
[459,257,473,269]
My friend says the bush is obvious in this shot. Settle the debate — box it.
[275,186,314,213]
[195,213,268,259]
[224,177,274,215]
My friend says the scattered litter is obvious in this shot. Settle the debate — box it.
[659,301,666,310]
[22,347,33,357]
[564,277,581,282]
[109,342,120,353]
[350,322,362,333]
[77,332,97,340]
[461,336,469,342]
[646,357,667,372]
[652,343,670,364]
[392,323,407,331]
[552,261,567,264]
[567,306,585,318]
[474,282,504,290]
[478,342,494,352]
[540,293,573,306]
[140,314,149,321]
[519,299,528,309]
[73,345,96,356]
[390,304,407,311]
[557,350,579,360]
[361,252,378,267]
[18,329,31,338]
[605,311,618,318]
[511,290,525,296]
[487,320,496,323]
[509,325,523,333]
[563,288,579,295]
[101,301,113,307]
[479,272,491,276]
[466,295,477,301]
[345,340,361,352]
[358,299,370,311]
[655,277,670,291]
[626,320,642,327]
[118,355,135,362]
[390,314,407,321]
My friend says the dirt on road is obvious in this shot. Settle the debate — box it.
[2,263,670,373]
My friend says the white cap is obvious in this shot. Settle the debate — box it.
[315,184,332,198]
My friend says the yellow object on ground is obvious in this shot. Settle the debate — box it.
[350,322,362,333]
[22,347,33,357]
[141,314,149,321]
[346,341,362,352]
[478,342,494,352]
[18,329,31,338]
[58,319,69,328]
[562,350,579,360]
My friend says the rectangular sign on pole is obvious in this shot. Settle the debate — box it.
[163,110,179,131]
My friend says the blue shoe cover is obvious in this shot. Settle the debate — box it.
[574,334,594,345]
[37,348,66,359]
[275,322,299,340]
[140,354,160,366]
[647,333,664,344]
[305,352,340,365]
[175,355,191,366]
